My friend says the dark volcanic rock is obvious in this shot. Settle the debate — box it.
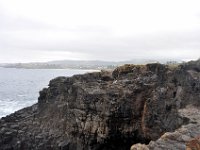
[0,60,200,150]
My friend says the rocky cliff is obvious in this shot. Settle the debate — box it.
[0,60,200,150]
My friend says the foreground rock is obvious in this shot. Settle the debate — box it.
[131,106,200,150]
[0,60,200,150]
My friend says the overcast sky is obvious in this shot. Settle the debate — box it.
[0,0,200,63]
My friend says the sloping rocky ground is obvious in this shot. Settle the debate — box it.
[0,60,200,150]
[131,106,200,150]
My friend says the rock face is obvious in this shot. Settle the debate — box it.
[0,60,200,150]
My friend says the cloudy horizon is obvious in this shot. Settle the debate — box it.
[0,0,200,63]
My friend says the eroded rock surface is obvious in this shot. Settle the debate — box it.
[131,106,200,150]
[0,60,200,150]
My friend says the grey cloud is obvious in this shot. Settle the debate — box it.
[0,11,111,33]
[1,29,200,51]
[0,10,200,62]
[1,30,200,61]
[122,31,200,49]
[0,14,53,31]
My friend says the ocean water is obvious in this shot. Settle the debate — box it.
[0,68,95,118]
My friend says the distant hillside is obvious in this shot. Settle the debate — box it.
[0,61,117,70]
[0,59,183,69]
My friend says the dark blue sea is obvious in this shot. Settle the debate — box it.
[0,68,95,118]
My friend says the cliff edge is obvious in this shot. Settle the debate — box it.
[0,60,200,150]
